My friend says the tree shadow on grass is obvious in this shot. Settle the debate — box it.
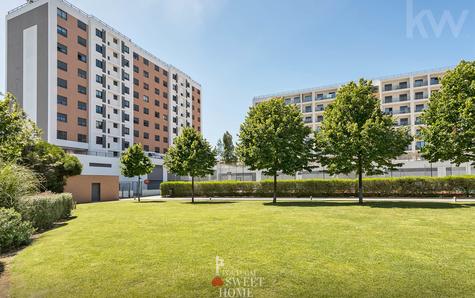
[263,201,474,209]
[182,201,237,205]
[135,200,167,204]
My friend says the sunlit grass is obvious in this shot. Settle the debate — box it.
[9,200,475,297]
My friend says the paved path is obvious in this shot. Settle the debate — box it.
[126,196,475,203]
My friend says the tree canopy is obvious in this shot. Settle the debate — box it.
[164,128,217,202]
[421,60,475,165]
[0,93,41,162]
[315,79,412,203]
[120,144,155,202]
[222,131,237,164]
[237,98,314,203]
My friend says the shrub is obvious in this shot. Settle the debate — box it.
[17,193,75,230]
[0,208,34,253]
[0,161,40,209]
[161,176,475,198]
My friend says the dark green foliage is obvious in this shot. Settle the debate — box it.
[316,79,413,203]
[164,127,217,202]
[237,98,314,203]
[0,161,40,209]
[0,207,35,253]
[120,144,155,202]
[20,140,82,193]
[161,176,475,198]
[222,131,237,164]
[17,193,74,230]
[422,60,475,165]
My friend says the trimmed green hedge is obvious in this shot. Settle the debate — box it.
[161,176,475,198]
[0,208,34,253]
[17,193,75,230]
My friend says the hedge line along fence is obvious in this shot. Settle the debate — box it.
[161,176,475,198]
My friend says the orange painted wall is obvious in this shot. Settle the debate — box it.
[64,175,119,203]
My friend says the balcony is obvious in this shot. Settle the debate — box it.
[303,117,313,123]
[430,78,440,85]
[414,94,429,100]
[394,108,411,115]
[413,81,428,87]
[316,94,336,101]
[383,83,410,92]
[383,96,410,103]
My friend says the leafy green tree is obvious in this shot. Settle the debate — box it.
[421,60,475,166]
[215,139,224,161]
[164,127,217,203]
[20,140,82,193]
[237,98,314,204]
[0,93,41,162]
[222,131,237,164]
[0,161,40,209]
[315,79,412,204]
[120,144,155,202]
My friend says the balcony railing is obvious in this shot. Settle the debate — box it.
[316,94,336,100]
[414,94,429,100]
[413,81,428,87]
[383,96,410,103]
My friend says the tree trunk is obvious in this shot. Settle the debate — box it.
[191,176,195,204]
[358,158,363,205]
[273,174,277,204]
[137,176,141,203]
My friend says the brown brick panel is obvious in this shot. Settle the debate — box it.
[192,86,201,132]
[132,54,169,153]
[57,14,89,143]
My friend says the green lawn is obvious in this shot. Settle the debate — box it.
[8,200,475,297]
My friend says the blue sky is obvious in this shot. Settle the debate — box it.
[1,0,475,145]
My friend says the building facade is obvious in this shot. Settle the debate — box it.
[6,0,201,202]
[253,68,475,178]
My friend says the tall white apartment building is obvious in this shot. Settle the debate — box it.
[6,0,202,202]
[253,68,475,178]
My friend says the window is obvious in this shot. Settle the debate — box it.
[78,101,87,110]
[78,85,87,95]
[77,134,87,143]
[57,95,67,106]
[122,43,130,54]
[144,83,149,90]
[96,105,103,114]
[155,147,160,153]
[155,123,160,130]
[133,91,139,99]
[163,81,168,87]
[144,132,149,139]
[143,58,149,65]
[57,78,67,89]
[78,117,87,127]
[133,65,139,73]
[77,20,87,31]
[57,43,67,54]
[96,59,104,69]
[78,53,87,63]
[78,69,87,79]
[96,136,103,145]
[57,60,68,71]
[133,117,139,124]
[143,145,149,152]
[163,92,168,99]
[113,52,118,58]
[133,104,139,112]
[96,121,104,129]
[164,126,168,132]
[113,109,118,114]
[144,107,149,115]
[133,52,139,60]
[134,78,139,86]
[57,113,67,122]
[144,120,149,127]
[143,95,149,102]
[155,111,160,118]
[57,8,67,20]
[96,44,104,54]
[96,90,104,99]
[96,29,104,39]
[113,38,118,44]
[154,76,160,83]
[57,25,67,37]
[77,36,87,47]
[143,71,149,78]
[163,69,168,76]
[154,88,160,95]
[96,75,104,84]
[154,100,160,107]
[134,130,139,137]
[57,130,67,140]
